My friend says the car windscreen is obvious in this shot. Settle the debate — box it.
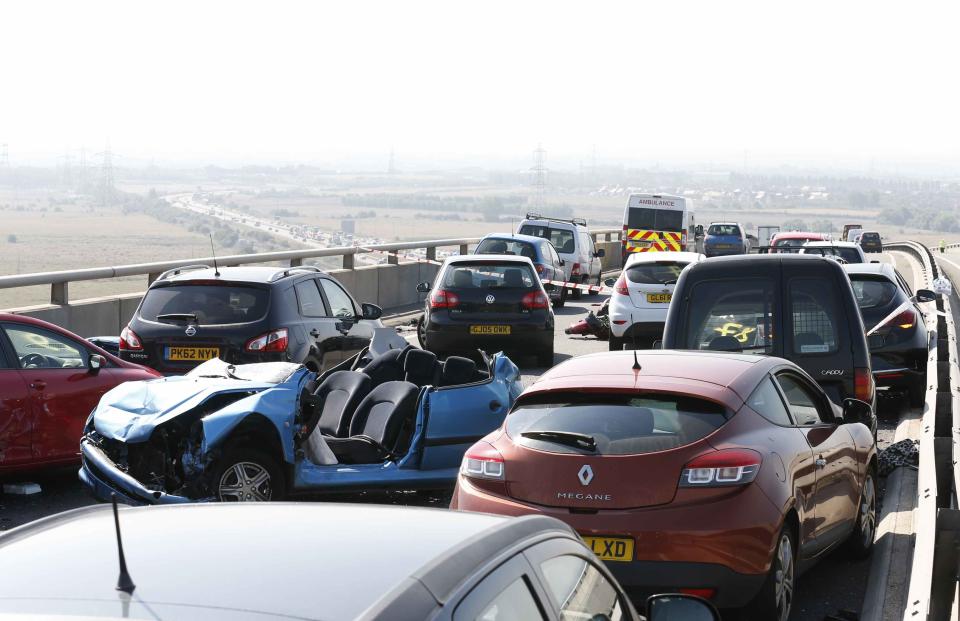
[442,262,537,289]
[849,275,903,321]
[140,284,270,325]
[862,232,881,241]
[476,238,539,261]
[518,225,575,255]
[627,208,684,231]
[626,261,688,285]
[707,224,739,236]
[682,278,775,354]
[507,392,728,455]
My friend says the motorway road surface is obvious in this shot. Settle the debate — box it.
[0,251,921,620]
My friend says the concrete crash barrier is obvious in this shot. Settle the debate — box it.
[0,231,622,337]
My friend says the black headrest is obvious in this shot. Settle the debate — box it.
[520,246,536,259]
[707,335,742,352]
[404,348,438,385]
[488,241,508,253]
[504,268,524,288]
[362,345,412,385]
[453,269,474,288]
[441,356,477,386]
[633,407,655,435]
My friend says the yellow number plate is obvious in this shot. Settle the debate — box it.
[469,325,511,335]
[166,347,220,361]
[646,293,672,303]
[582,536,635,562]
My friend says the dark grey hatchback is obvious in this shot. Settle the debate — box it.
[0,503,719,620]
[119,265,382,374]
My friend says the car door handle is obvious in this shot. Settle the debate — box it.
[309,329,321,338]
[489,400,502,411]
[815,457,827,469]
[30,380,46,390]
[334,322,350,335]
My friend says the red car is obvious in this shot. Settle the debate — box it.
[0,314,159,475]
[452,350,877,619]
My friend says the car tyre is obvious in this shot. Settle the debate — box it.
[846,469,877,559]
[572,284,582,300]
[417,316,427,348]
[537,346,555,367]
[553,287,567,309]
[608,336,624,351]
[745,523,796,621]
[211,448,284,502]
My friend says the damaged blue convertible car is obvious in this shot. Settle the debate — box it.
[79,331,523,504]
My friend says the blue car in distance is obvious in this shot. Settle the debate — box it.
[79,330,523,504]
[703,222,750,257]
[475,232,568,306]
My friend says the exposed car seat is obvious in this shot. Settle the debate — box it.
[504,269,524,288]
[404,348,439,387]
[312,371,372,437]
[362,345,412,387]
[488,240,508,253]
[324,381,420,464]
[707,335,743,352]
[440,356,478,386]
[453,269,475,288]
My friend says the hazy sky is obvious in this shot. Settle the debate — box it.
[2,1,959,168]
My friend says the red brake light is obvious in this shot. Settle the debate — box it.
[119,326,142,351]
[571,262,581,276]
[679,588,716,600]
[613,273,629,296]
[430,289,460,309]
[534,263,546,275]
[245,328,288,353]
[461,442,505,480]
[855,367,874,402]
[521,291,550,310]
[680,449,761,487]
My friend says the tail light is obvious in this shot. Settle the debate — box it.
[679,588,716,600]
[874,308,917,334]
[461,442,505,481]
[245,328,288,353]
[522,291,550,309]
[855,367,875,402]
[680,449,761,487]
[613,273,629,296]
[534,263,546,275]
[430,289,460,309]
[119,326,143,351]
[681,229,688,249]
[571,262,581,276]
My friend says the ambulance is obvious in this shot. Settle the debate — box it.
[621,193,697,262]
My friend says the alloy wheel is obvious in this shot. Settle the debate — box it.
[774,533,795,621]
[859,475,877,547]
[218,461,272,502]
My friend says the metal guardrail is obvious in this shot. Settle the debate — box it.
[0,229,623,306]
[886,241,959,620]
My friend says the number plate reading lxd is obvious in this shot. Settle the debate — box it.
[582,536,634,562]
[470,325,511,335]
[166,346,220,361]
[646,293,672,303]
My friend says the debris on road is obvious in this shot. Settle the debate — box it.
[878,439,920,476]
[2,483,42,495]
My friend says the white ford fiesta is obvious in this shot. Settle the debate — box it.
[607,251,705,350]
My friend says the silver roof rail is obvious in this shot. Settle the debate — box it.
[155,264,211,282]
[269,265,323,282]
[524,212,588,227]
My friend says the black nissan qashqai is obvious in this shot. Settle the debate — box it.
[417,255,555,366]
[119,265,383,374]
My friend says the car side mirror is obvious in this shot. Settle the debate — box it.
[914,288,937,303]
[361,303,383,320]
[88,354,105,375]
[604,277,616,287]
[559,259,565,266]
[416,281,431,293]
[646,594,720,621]
[595,248,605,258]
[842,398,873,424]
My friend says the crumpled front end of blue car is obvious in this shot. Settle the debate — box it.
[79,360,309,505]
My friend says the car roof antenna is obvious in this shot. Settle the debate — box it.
[630,314,641,371]
[111,493,136,594]
[209,233,221,277]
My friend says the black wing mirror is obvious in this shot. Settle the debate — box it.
[914,288,937,303]
[595,248,606,258]
[559,259,565,266]
[842,398,873,424]
[604,277,617,287]
[646,594,721,621]
[361,303,382,320]
[416,281,431,293]
[88,354,105,375]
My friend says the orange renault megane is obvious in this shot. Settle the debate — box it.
[452,350,877,620]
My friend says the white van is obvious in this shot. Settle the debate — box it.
[621,194,697,263]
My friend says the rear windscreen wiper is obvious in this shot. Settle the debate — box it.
[156,313,198,323]
[521,430,597,451]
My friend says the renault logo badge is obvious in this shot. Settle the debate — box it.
[185,325,197,336]
[485,294,495,304]
[578,464,594,486]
